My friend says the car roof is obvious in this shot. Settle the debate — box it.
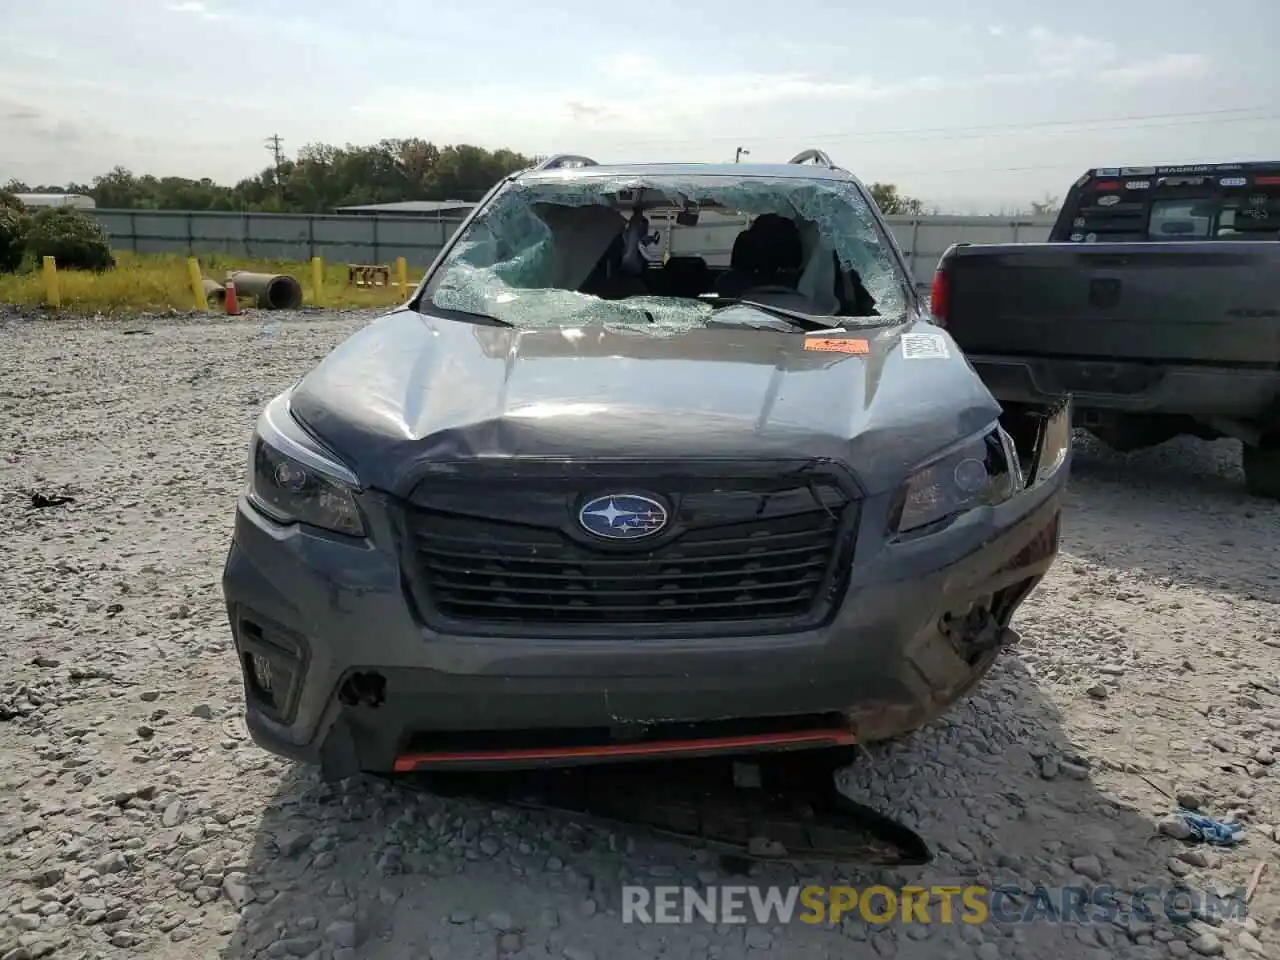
[515,161,855,183]
[509,151,864,187]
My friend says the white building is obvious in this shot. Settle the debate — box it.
[13,193,97,210]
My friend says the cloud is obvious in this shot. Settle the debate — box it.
[353,52,995,145]
[595,53,892,111]
[165,1,224,21]
[0,64,263,114]
[890,16,977,36]
[355,27,1211,146]
[1027,25,1116,73]
[893,16,938,31]
[0,97,89,143]
[1099,52,1210,83]
[0,97,109,184]
[565,101,612,123]
[1023,25,1209,81]
[0,12,1213,186]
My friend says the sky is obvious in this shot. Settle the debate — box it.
[2,0,1278,213]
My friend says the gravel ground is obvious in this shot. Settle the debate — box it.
[2,308,1280,960]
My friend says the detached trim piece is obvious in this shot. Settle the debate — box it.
[532,154,600,171]
[789,149,835,167]
[392,728,857,771]
[533,150,838,170]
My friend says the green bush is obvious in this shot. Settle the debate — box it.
[0,203,28,274]
[25,208,115,272]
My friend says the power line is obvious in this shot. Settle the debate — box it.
[822,112,1280,146]
[265,134,285,167]
[589,106,1276,153]
[886,150,1280,180]
[264,134,285,202]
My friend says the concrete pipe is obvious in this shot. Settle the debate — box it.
[202,277,226,305]
[229,272,303,310]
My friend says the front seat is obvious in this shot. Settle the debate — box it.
[580,234,649,299]
[713,214,804,297]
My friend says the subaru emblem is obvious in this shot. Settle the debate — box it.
[578,494,669,540]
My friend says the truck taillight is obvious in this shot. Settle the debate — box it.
[929,269,948,326]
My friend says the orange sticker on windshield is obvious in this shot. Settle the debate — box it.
[804,337,869,354]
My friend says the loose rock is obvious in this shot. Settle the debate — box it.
[2,310,1277,960]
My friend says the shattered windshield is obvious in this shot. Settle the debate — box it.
[420,172,908,333]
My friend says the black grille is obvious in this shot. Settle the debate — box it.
[401,471,857,632]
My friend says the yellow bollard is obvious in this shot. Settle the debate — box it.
[311,256,324,306]
[187,257,207,310]
[41,256,60,307]
[396,256,408,296]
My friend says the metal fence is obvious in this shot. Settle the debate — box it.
[90,209,458,268]
[654,213,1056,282]
[885,215,1055,283]
[88,209,1057,284]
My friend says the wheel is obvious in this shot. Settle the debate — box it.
[1084,414,1180,453]
[1242,439,1280,500]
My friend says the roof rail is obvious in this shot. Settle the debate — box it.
[788,149,835,167]
[532,154,600,171]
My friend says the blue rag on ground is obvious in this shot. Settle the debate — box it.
[1174,808,1244,845]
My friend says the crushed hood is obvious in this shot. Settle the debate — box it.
[287,308,999,496]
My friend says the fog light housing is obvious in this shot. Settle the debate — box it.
[246,651,277,697]
[235,612,306,722]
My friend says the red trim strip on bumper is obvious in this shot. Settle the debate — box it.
[392,729,858,771]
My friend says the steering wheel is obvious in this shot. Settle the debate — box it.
[739,285,839,318]
[740,285,800,297]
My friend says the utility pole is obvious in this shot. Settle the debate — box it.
[265,134,285,203]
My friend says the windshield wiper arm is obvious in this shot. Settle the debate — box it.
[702,296,841,332]
[422,305,513,327]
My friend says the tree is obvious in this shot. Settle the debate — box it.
[25,208,114,271]
[20,141,537,214]
[90,166,148,209]
[0,199,28,273]
[868,182,925,216]
[8,149,946,217]
[1030,194,1060,217]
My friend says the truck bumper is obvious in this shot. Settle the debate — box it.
[968,355,1280,420]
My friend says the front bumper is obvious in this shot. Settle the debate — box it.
[221,437,1068,776]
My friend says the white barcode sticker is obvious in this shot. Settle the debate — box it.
[901,333,950,360]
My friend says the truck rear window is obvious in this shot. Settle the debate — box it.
[1144,187,1280,240]
[1053,168,1280,243]
[1148,199,1212,239]
[1217,190,1280,238]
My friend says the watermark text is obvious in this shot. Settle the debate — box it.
[621,884,1248,926]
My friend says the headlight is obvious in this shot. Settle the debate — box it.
[891,425,1024,535]
[244,393,366,537]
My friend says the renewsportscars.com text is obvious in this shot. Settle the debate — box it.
[621,884,1249,926]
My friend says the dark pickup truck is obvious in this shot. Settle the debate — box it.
[931,161,1280,498]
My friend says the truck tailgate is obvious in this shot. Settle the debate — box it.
[944,242,1280,367]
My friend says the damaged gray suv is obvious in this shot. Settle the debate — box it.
[220,149,1072,780]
